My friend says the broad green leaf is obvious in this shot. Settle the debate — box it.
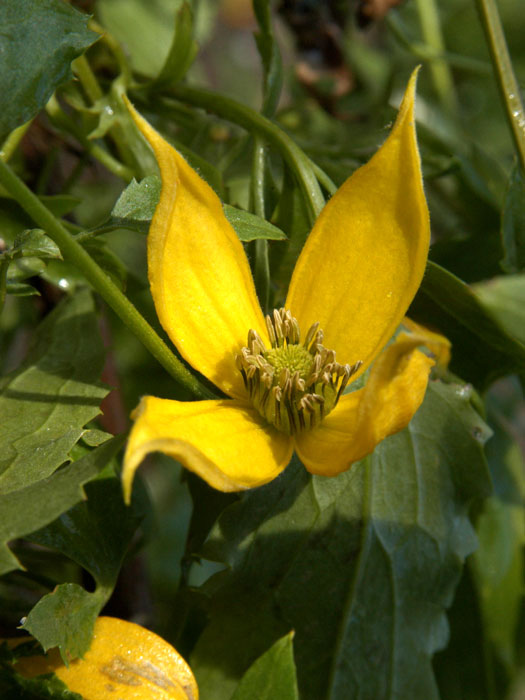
[22,473,147,660]
[0,435,125,576]
[5,281,39,297]
[223,205,287,242]
[7,257,45,283]
[190,381,491,700]
[500,163,525,273]
[474,274,525,346]
[410,262,525,389]
[156,2,198,86]
[28,474,145,591]
[4,230,61,261]
[0,0,99,140]
[231,633,299,700]
[0,290,108,494]
[109,175,162,234]
[104,175,286,241]
[21,583,101,662]
[97,0,183,77]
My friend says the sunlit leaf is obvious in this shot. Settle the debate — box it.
[0,290,108,494]
[0,435,125,576]
[0,0,99,140]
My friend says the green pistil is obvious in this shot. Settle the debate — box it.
[265,345,314,378]
[237,308,362,435]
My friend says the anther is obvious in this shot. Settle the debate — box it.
[237,308,361,435]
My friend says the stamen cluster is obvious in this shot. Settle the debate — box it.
[237,308,362,434]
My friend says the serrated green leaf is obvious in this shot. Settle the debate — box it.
[28,475,145,590]
[104,175,286,242]
[501,163,525,273]
[0,290,108,494]
[9,230,62,261]
[109,175,161,233]
[474,274,525,346]
[231,633,298,700]
[5,281,39,297]
[21,583,100,662]
[410,262,525,389]
[7,257,46,282]
[22,474,147,661]
[0,0,99,140]
[0,435,125,576]
[190,381,491,700]
[223,205,286,242]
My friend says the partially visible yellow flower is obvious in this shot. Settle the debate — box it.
[13,616,198,700]
[122,70,434,495]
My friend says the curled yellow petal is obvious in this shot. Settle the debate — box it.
[124,98,268,399]
[295,332,434,476]
[123,397,294,497]
[402,316,451,368]
[14,617,198,700]
[286,68,430,378]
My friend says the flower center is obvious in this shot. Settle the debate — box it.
[236,308,362,435]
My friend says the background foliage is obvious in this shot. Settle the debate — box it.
[1,0,524,698]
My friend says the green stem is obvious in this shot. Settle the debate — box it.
[311,161,337,196]
[252,137,270,313]
[415,0,458,114]
[148,84,326,222]
[0,121,32,163]
[476,0,525,171]
[0,259,9,315]
[0,158,215,399]
[72,55,104,103]
[46,96,135,182]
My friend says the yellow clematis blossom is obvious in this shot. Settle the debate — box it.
[122,70,434,496]
[12,616,198,700]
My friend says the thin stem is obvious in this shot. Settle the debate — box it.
[147,84,325,223]
[476,0,525,171]
[311,161,337,196]
[89,19,132,84]
[415,0,458,114]
[72,55,104,103]
[252,137,270,313]
[0,158,215,399]
[46,96,135,182]
[0,121,32,163]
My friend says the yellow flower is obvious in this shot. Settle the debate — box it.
[122,70,434,496]
[12,616,198,699]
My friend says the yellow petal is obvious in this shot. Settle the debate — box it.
[125,98,267,399]
[123,397,294,496]
[402,316,451,368]
[14,616,198,700]
[295,333,434,476]
[286,69,430,378]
